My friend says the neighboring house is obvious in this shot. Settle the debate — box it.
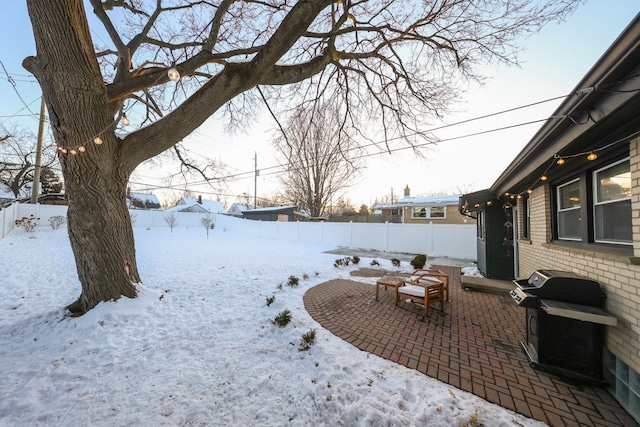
[227,202,254,218]
[168,196,226,214]
[460,15,640,422]
[375,186,470,224]
[126,189,161,210]
[397,187,468,225]
[2,184,65,206]
[242,206,297,222]
[371,202,402,216]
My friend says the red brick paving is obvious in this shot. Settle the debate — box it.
[303,266,637,427]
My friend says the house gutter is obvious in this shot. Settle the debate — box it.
[490,14,640,195]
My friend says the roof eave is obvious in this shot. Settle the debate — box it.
[490,14,640,195]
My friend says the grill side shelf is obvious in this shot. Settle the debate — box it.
[509,288,537,308]
[539,300,618,326]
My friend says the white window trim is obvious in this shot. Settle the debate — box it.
[556,178,581,241]
[593,157,632,245]
[411,206,447,219]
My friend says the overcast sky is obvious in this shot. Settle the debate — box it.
[1,2,639,207]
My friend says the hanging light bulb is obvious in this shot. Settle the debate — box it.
[78,146,86,153]
[61,148,68,154]
[167,62,180,82]
[70,149,78,155]
[540,175,548,181]
[121,113,130,126]
[527,189,533,194]
[587,152,598,161]
[556,158,565,165]
[94,136,103,145]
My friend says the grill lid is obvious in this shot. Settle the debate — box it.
[514,270,604,307]
[527,270,593,286]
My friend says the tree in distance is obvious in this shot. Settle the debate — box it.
[274,103,364,218]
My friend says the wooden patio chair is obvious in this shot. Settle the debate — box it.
[395,279,445,317]
[408,269,450,301]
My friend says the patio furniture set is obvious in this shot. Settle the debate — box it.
[375,269,449,317]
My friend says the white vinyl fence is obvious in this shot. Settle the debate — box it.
[1,203,477,260]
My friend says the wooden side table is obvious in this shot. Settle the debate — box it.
[375,275,405,301]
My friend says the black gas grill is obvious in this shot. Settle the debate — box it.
[510,270,617,385]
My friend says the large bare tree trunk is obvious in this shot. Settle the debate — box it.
[64,165,139,315]
[25,0,139,315]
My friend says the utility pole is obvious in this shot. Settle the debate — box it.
[30,98,46,204]
[254,152,258,208]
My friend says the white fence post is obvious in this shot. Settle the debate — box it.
[349,221,353,247]
[1,206,5,239]
[427,221,434,255]
[384,221,389,252]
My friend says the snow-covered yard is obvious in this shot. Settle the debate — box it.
[0,226,544,426]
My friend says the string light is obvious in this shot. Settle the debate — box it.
[53,62,181,155]
[514,129,640,198]
[168,63,180,82]
[425,128,639,210]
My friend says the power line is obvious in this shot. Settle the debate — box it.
[174,94,573,187]
[0,60,39,123]
[166,93,571,182]
[128,113,554,196]
[165,79,640,187]
[6,66,639,198]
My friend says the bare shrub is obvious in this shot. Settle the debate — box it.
[164,213,178,232]
[48,215,67,230]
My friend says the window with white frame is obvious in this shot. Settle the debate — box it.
[556,178,581,241]
[521,195,531,240]
[593,158,631,244]
[552,155,632,248]
[411,206,447,219]
[430,207,446,218]
[412,207,426,218]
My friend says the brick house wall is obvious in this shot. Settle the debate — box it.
[516,136,640,375]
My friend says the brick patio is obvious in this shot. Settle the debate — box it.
[303,265,637,427]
